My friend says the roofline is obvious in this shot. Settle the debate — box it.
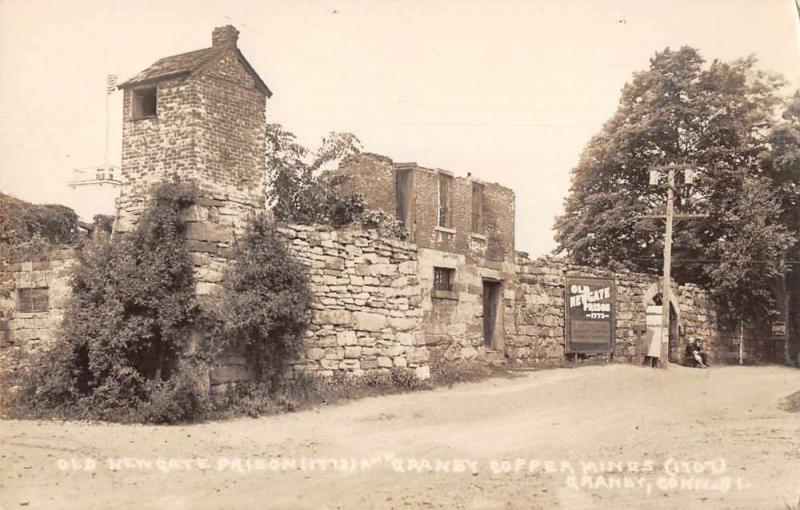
[118,70,191,90]
[118,47,272,97]
[235,49,272,97]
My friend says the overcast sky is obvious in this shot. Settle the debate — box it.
[1,0,798,256]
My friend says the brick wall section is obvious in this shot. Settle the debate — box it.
[117,78,200,230]
[324,153,396,214]
[193,53,265,209]
[332,154,515,262]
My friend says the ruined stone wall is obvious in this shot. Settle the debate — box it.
[416,248,516,361]
[332,154,516,262]
[508,256,763,366]
[510,257,651,365]
[202,224,435,388]
[278,225,430,380]
[0,249,76,377]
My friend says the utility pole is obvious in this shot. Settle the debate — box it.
[639,163,708,369]
[659,167,675,368]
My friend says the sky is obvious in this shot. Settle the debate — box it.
[0,0,798,256]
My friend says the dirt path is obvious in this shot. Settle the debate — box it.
[1,364,798,509]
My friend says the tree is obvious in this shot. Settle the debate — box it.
[264,124,405,238]
[265,124,363,225]
[554,47,797,326]
[767,91,800,363]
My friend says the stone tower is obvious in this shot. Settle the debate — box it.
[116,26,271,296]
[117,25,270,235]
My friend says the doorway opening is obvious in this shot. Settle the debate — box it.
[483,279,502,349]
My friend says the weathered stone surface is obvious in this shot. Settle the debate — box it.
[354,311,387,332]
[314,309,353,326]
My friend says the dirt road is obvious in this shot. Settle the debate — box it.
[1,364,798,509]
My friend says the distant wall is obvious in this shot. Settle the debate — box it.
[0,248,77,378]
[509,255,755,366]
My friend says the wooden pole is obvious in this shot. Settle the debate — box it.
[105,78,110,174]
[659,167,675,369]
[739,319,744,365]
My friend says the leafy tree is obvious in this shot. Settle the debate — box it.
[265,124,364,224]
[705,178,794,322]
[767,91,800,362]
[554,47,797,325]
[265,124,406,237]
[218,214,312,388]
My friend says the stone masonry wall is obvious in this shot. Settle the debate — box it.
[0,248,77,378]
[508,255,763,366]
[210,224,431,387]
[280,225,430,380]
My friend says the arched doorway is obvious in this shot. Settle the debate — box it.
[642,281,683,364]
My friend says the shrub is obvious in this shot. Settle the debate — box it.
[16,181,200,420]
[135,367,208,424]
[218,214,312,388]
[0,192,79,246]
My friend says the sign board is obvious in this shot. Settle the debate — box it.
[645,305,664,358]
[565,276,616,353]
[772,322,786,339]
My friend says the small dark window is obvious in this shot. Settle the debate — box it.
[396,169,413,228]
[433,267,455,291]
[472,182,485,234]
[437,173,453,228]
[132,87,157,119]
[18,288,49,313]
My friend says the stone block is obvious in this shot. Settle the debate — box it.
[360,358,379,370]
[377,356,393,368]
[337,330,357,346]
[354,311,387,331]
[345,346,361,359]
[415,366,431,380]
[186,222,232,243]
[397,332,415,346]
[307,348,325,360]
[314,309,353,326]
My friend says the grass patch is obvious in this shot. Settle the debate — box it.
[205,368,428,421]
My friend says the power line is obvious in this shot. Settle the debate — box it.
[630,258,800,265]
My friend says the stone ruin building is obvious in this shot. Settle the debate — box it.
[0,26,778,389]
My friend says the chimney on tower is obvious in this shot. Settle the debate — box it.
[212,25,239,49]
